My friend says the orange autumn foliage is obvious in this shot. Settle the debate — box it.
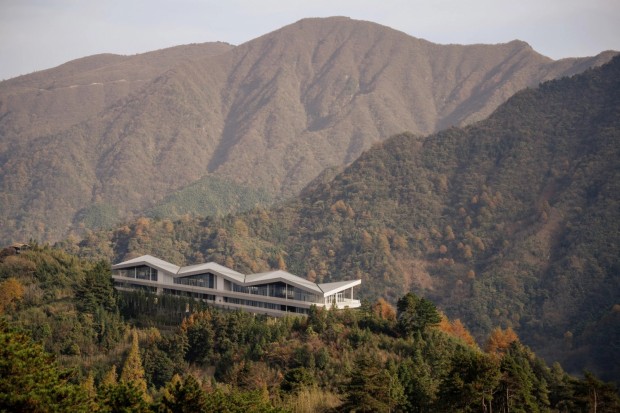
[485,327,519,357]
[372,298,396,321]
[437,314,477,347]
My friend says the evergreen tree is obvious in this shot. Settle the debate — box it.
[396,293,441,337]
[97,381,151,413]
[76,260,117,314]
[493,342,549,413]
[120,330,148,398]
[158,374,207,413]
[438,348,501,412]
[0,320,90,412]
[341,352,406,412]
[399,352,437,412]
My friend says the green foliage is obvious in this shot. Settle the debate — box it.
[158,374,207,413]
[97,381,151,413]
[493,342,551,413]
[146,175,274,220]
[437,348,501,412]
[397,292,441,337]
[341,352,406,413]
[75,260,117,313]
[0,319,90,413]
[75,203,120,230]
[280,367,315,393]
[1,245,126,357]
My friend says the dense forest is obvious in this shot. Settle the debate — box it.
[1,245,619,412]
[70,56,620,385]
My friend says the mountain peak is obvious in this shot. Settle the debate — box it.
[0,17,615,242]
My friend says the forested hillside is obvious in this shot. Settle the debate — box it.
[2,245,619,412]
[74,56,620,383]
[1,17,615,242]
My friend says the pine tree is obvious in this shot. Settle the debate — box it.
[0,320,90,412]
[342,352,406,412]
[397,293,441,337]
[120,330,148,398]
[158,374,207,413]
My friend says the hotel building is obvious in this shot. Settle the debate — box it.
[112,255,361,316]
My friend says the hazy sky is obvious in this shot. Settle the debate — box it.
[1,0,619,80]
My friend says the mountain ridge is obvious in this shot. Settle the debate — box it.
[0,16,616,241]
[77,56,620,381]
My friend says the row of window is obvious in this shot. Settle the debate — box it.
[114,266,158,282]
[163,288,215,301]
[115,281,310,315]
[114,281,157,293]
[224,297,309,314]
[232,281,321,303]
[173,272,215,289]
[116,267,327,306]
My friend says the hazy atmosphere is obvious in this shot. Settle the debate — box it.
[1,0,619,80]
[2,0,620,411]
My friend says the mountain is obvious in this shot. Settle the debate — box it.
[0,17,616,242]
[80,56,620,382]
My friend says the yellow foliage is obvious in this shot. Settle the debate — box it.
[234,219,249,237]
[360,230,373,250]
[391,234,408,250]
[377,233,391,256]
[372,298,396,321]
[0,277,24,314]
[444,225,455,241]
[485,327,519,357]
[225,256,235,268]
[306,269,317,282]
[463,245,473,259]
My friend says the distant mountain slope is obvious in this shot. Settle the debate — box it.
[0,42,234,143]
[0,17,616,241]
[86,56,620,382]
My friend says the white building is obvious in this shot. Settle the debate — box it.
[111,255,361,316]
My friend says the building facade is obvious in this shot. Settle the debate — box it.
[111,255,361,316]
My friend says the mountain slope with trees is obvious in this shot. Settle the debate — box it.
[2,245,619,412]
[76,56,620,383]
[0,17,616,242]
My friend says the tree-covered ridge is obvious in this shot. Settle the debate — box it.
[73,56,620,383]
[1,17,616,243]
[1,246,619,412]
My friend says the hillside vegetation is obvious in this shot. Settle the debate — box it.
[74,56,620,383]
[2,245,619,412]
[1,17,616,242]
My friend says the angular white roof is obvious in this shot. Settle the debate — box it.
[177,261,245,283]
[112,255,180,275]
[112,255,360,297]
[246,270,323,294]
[319,279,362,296]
